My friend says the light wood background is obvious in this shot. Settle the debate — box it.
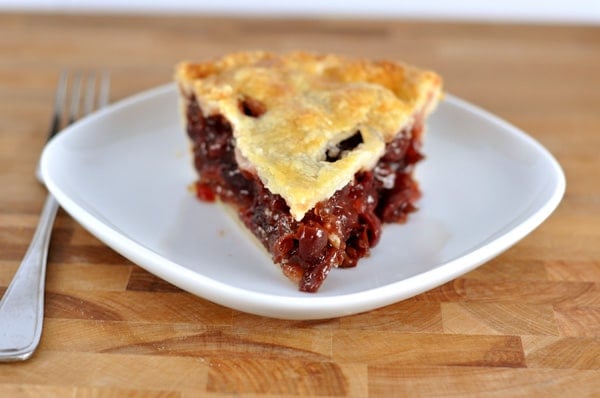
[1,13,599,397]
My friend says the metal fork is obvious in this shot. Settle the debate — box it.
[0,71,110,361]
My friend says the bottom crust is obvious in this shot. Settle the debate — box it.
[185,95,424,292]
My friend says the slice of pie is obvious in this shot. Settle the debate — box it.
[176,51,442,292]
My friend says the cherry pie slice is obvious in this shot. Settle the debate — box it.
[176,51,442,292]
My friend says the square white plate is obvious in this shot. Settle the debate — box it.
[41,84,565,319]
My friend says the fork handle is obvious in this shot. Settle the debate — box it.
[0,195,59,361]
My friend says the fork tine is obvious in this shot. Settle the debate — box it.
[98,71,111,108]
[68,72,83,125]
[82,71,110,117]
[83,72,97,115]
[37,71,70,181]
[47,71,68,142]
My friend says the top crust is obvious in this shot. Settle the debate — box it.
[176,51,442,220]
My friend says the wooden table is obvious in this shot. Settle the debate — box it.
[1,13,599,396]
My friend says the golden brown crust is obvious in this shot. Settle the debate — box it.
[176,51,442,220]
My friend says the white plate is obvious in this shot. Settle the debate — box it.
[41,84,565,319]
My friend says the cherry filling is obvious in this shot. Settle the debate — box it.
[186,96,423,292]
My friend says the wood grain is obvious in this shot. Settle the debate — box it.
[1,12,599,397]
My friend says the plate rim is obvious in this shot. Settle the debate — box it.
[41,84,566,319]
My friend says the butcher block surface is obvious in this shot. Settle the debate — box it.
[0,13,599,396]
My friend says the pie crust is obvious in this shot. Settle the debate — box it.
[176,51,442,292]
